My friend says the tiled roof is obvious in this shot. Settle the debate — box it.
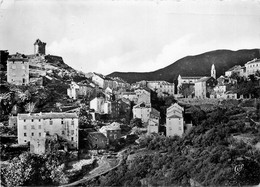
[196,76,211,83]
[88,132,107,140]
[180,76,203,79]
[18,112,78,120]
[226,65,242,72]
[246,58,260,65]
[100,122,121,131]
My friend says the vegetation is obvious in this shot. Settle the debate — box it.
[1,141,71,186]
[85,105,260,186]
[108,49,260,83]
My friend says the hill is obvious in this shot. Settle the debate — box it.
[108,49,260,84]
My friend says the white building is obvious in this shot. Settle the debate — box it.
[147,108,160,134]
[132,102,159,123]
[92,73,105,88]
[245,58,260,77]
[90,97,112,115]
[17,112,78,154]
[194,77,217,99]
[166,103,184,137]
[90,97,105,114]
[147,81,175,97]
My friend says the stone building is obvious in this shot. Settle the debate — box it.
[166,103,184,137]
[17,112,78,154]
[7,53,29,85]
[34,39,46,55]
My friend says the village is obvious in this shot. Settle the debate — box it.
[1,39,260,186]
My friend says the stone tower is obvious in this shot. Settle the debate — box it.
[211,64,216,79]
[34,39,46,55]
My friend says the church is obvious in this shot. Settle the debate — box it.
[177,64,216,98]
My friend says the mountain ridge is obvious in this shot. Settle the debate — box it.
[108,49,260,84]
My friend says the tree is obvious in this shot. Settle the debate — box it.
[1,142,69,186]
[79,105,93,128]
[130,118,143,128]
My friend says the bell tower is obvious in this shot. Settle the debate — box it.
[211,64,216,79]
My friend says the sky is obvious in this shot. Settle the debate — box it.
[0,0,260,75]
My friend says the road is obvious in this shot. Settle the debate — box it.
[61,149,126,187]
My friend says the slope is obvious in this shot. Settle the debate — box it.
[108,49,260,84]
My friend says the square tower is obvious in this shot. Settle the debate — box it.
[34,39,46,55]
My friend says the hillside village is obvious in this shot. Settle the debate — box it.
[1,40,260,186]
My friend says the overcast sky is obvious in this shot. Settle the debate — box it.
[0,0,260,75]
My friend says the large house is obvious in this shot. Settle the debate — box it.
[245,58,260,77]
[90,97,112,115]
[7,53,29,85]
[132,102,160,123]
[166,103,184,137]
[194,77,217,99]
[147,81,175,98]
[147,108,160,134]
[17,112,78,154]
[90,97,105,114]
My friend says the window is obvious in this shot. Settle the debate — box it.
[50,120,53,125]
[32,133,34,136]
[24,140,27,143]
[46,131,50,135]
[31,119,34,122]
[62,131,65,135]
[71,137,74,141]
[71,120,74,125]
[39,125,41,129]
[71,130,74,135]
[24,119,26,122]
[61,119,64,124]
[31,125,35,129]
[23,125,26,130]
[24,133,27,137]
[39,119,41,122]
[39,132,41,137]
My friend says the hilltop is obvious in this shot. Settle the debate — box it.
[108,49,260,84]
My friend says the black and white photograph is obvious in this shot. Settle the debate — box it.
[0,0,260,186]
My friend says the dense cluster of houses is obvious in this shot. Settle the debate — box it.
[177,59,260,99]
[3,39,260,156]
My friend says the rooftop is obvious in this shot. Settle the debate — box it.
[226,65,242,72]
[18,112,78,120]
[245,58,260,65]
[196,76,212,83]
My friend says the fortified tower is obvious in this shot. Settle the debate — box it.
[34,39,46,55]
